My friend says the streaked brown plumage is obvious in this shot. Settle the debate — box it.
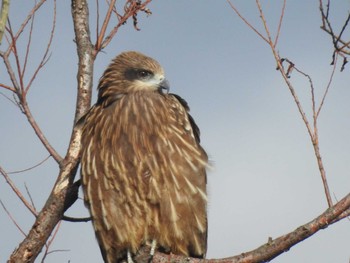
[80,51,208,263]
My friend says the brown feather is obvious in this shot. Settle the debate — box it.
[81,51,208,263]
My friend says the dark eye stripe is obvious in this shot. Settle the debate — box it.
[124,69,153,80]
[137,70,152,79]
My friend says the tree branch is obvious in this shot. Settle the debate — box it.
[238,0,334,207]
[150,192,350,263]
[95,0,116,50]
[99,0,153,51]
[0,166,37,217]
[5,0,47,52]
[226,0,269,43]
[7,0,94,261]
[71,0,94,123]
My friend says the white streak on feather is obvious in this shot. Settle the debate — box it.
[103,175,110,190]
[97,183,103,201]
[84,142,93,175]
[169,124,183,135]
[87,178,97,216]
[169,159,179,174]
[195,214,206,233]
[169,198,179,222]
[183,176,198,194]
[183,153,199,172]
[173,131,200,155]
[197,187,208,202]
[91,156,97,179]
[100,200,111,230]
[170,170,180,189]
[192,233,202,255]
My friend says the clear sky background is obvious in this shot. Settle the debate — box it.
[1,1,350,262]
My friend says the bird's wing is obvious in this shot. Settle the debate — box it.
[169,93,201,144]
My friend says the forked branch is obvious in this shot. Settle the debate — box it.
[228,0,334,207]
[95,0,152,52]
[1,1,61,163]
[319,0,350,68]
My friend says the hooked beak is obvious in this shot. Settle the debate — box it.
[158,79,170,94]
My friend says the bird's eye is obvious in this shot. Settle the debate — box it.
[137,70,152,79]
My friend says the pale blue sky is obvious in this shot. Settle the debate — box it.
[1,1,350,262]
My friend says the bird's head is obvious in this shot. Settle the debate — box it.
[97,51,169,105]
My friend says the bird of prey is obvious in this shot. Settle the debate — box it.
[80,51,208,263]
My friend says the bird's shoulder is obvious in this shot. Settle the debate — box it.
[168,93,201,144]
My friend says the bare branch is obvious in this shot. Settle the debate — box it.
[258,0,333,207]
[226,0,269,43]
[0,199,27,237]
[99,0,153,50]
[0,166,37,217]
[319,0,350,60]
[24,183,37,212]
[7,20,25,93]
[274,0,286,47]
[95,0,100,43]
[0,91,18,107]
[316,52,338,118]
[0,50,21,95]
[0,82,16,92]
[4,0,47,55]
[40,221,62,263]
[1,1,61,162]
[228,1,334,207]
[22,4,36,80]
[8,1,93,261]
[7,155,51,175]
[25,0,56,94]
[151,192,350,263]
[21,100,62,163]
[95,0,116,50]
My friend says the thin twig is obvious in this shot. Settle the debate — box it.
[0,199,27,236]
[95,0,99,43]
[316,52,338,118]
[0,82,16,92]
[100,0,153,50]
[24,183,37,212]
[25,0,56,94]
[41,221,62,263]
[319,0,350,57]
[95,0,116,51]
[0,50,21,95]
[256,0,333,207]
[4,0,47,55]
[2,4,61,162]
[286,61,333,207]
[7,155,51,175]
[7,20,25,93]
[22,4,36,80]
[0,91,18,106]
[21,100,62,163]
[226,0,269,43]
[335,13,350,48]
[274,0,286,47]
[0,166,37,216]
